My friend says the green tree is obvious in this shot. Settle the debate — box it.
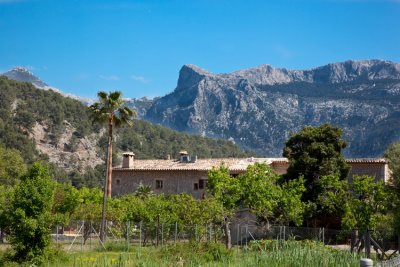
[283,124,349,204]
[7,163,55,264]
[275,177,306,226]
[89,91,135,197]
[313,174,348,227]
[384,142,400,235]
[207,165,241,249]
[0,145,27,186]
[89,91,135,241]
[0,185,13,243]
[239,163,305,226]
[239,163,281,222]
[384,142,400,188]
[52,183,81,223]
[342,175,390,232]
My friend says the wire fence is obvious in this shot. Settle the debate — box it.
[1,220,399,257]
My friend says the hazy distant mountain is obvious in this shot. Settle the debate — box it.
[1,67,94,105]
[2,67,48,88]
[124,96,156,118]
[144,60,400,157]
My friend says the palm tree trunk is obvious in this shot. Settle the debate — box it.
[107,118,113,198]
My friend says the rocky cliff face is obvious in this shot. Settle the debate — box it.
[145,60,400,157]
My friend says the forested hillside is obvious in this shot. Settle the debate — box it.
[0,76,252,187]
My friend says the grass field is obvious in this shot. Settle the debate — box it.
[0,240,363,267]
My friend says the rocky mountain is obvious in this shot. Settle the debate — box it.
[124,96,155,118]
[145,60,400,157]
[2,67,49,88]
[1,67,93,105]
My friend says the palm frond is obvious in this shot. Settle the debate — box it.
[89,90,135,128]
[97,91,108,101]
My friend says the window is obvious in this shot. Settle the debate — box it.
[156,180,163,189]
[116,179,121,185]
[199,179,207,189]
[193,183,199,190]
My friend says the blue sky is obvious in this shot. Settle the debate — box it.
[0,0,399,99]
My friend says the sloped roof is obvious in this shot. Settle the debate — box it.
[346,158,387,163]
[113,158,280,171]
[113,157,387,172]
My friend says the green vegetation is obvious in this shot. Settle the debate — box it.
[89,91,135,197]
[283,124,349,202]
[283,124,350,227]
[0,77,398,265]
[342,175,391,231]
[7,163,55,264]
[0,76,252,187]
[1,241,362,267]
[385,142,400,188]
[89,90,136,242]
[208,163,305,248]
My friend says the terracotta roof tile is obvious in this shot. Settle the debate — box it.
[346,158,387,163]
[114,158,275,171]
[113,157,387,171]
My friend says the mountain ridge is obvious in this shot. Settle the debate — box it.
[2,59,400,157]
[144,59,400,157]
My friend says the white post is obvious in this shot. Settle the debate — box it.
[360,258,373,267]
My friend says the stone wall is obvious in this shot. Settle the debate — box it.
[347,162,388,183]
[112,169,208,198]
[112,160,389,198]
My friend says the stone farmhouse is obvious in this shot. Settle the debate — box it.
[112,151,390,198]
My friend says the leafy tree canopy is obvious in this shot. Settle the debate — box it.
[283,124,349,203]
[0,145,27,186]
[342,175,391,231]
[384,141,400,189]
[7,162,55,264]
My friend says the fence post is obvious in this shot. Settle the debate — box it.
[81,220,84,252]
[56,224,59,244]
[195,224,198,243]
[126,221,130,251]
[161,223,164,246]
[209,224,212,242]
[214,224,217,243]
[283,226,286,241]
[89,221,92,250]
[237,224,240,246]
[322,227,325,244]
[174,222,177,245]
[139,221,142,247]
[245,224,248,246]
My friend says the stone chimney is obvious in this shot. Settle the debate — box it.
[179,150,190,163]
[191,155,198,163]
[122,152,135,168]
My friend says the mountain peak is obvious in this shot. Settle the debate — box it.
[12,66,33,74]
[181,64,211,76]
[177,64,213,89]
[2,67,48,88]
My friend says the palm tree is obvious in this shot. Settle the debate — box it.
[89,91,135,197]
[89,91,135,241]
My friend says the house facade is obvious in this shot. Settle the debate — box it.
[112,152,390,198]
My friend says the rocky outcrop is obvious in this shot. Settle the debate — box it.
[145,60,400,157]
[30,121,103,172]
